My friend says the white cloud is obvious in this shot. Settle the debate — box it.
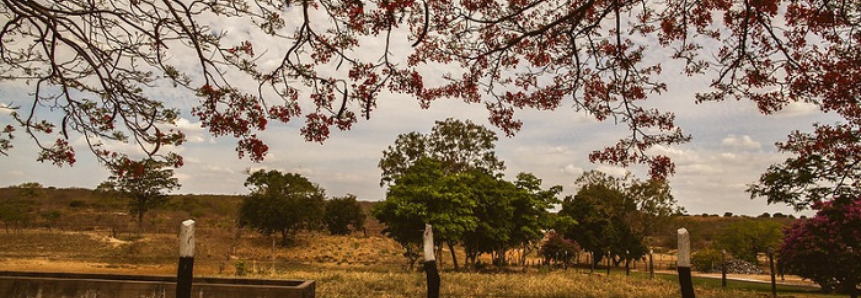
[596,166,629,177]
[548,146,570,154]
[561,164,583,175]
[0,102,14,115]
[721,135,761,150]
[775,101,819,118]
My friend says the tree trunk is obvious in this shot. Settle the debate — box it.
[137,211,144,238]
[280,229,290,246]
[447,242,459,271]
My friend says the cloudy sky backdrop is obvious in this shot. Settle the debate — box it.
[0,5,840,216]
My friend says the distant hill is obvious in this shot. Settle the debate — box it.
[0,186,797,250]
[0,186,382,236]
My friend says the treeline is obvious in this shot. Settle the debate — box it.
[0,179,366,241]
[238,169,366,245]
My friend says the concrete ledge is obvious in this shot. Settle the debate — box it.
[0,271,315,298]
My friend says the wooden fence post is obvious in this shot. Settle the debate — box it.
[424,224,440,298]
[589,252,594,273]
[678,228,695,298]
[848,247,857,298]
[649,249,654,279]
[769,248,776,298]
[176,220,195,298]
[625,250,630,276]
[721,249,727,289]
[606,250,611,276]
[271,236,276,276]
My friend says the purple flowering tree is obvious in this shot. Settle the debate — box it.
[780,196,861,294]
[540,231,581,265]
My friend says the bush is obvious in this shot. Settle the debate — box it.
[781,197,861,294]
[234,260,247,276]
[539,232,580,264]
[68,200,86,208]
[692,248,723,272]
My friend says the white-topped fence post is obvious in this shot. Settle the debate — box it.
[424,224,440,298]
[678,228,695,298]
[177,220,195,298]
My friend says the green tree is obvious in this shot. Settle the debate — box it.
[459,170,517,266]
[379,118,504,185]
[559,171,679,267]
[239,170,326,246]
[97,156,181,237]
[626,178,683,247]
[324,194,366,235]
[749,126,861,211]
[510,173,563,265]
[716,220,784,264]
[373,157,478,270]
[0,197,36,233]
[558,172,629,267]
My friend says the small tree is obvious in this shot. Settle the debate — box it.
[324,194,366,235]
[40,210,61,231]
[781,196,861,294]
[0,197,36,233]
[716,220,783,264]
[97,156,181,237]
[540,232,580,265]
[239,170,326,246]
[691,248,723,272]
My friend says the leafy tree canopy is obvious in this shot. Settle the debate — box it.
[379,118,504,186]
[715,220,783,264]
[749,124,861,210]
[2,0,858,204]
[559,170,680,265]
[239,169,326,245]
[374,157,561,269]
[324,194,366,235]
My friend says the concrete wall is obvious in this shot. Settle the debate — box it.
[0,271,315,298]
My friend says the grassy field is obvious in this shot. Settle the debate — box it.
[0,187,835,298]
[0,228,841,298]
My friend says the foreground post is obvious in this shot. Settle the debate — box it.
[606,250,611,276]
[177,220,195,298]
[678,228,695,298]
[589,252,594,273]
[625,250,630,276]
[768,248,776,298]
[424,224,440,298]
[849,247,857,298]
[721,249,727,288]
[649,249,654,279]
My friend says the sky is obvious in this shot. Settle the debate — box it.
[0,4,841,217]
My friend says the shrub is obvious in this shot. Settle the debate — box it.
[234,260,248,276]
[781,197,861,294]
[692,248,723,272]
[540,232,580,264]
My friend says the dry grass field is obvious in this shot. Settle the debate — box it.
[0,228,831,298]
[0,188,832,298]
